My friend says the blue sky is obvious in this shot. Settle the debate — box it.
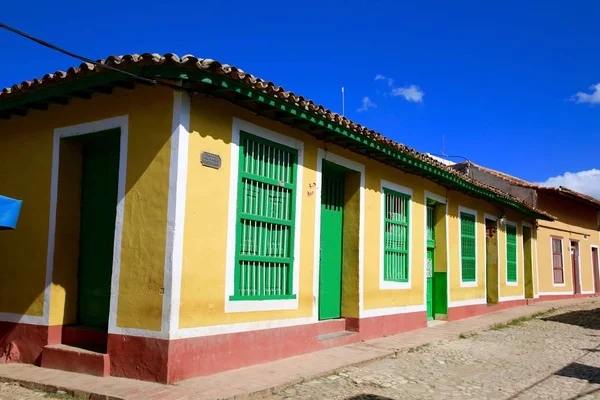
[2,1,600,195]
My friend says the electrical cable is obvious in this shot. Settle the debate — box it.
[0,21,157,85]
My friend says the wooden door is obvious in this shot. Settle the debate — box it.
[571,241,580,294]
[523,226,534,299]
[77,130,120,329]
[485,219,498,304]
[319,164,345,320]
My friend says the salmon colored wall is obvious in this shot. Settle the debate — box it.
[536,192,600,294]
[0,85,173,331]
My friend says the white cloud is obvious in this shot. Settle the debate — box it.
[375,75,425,103]
[357,96,377,112]
[571,83,600,104]
[375,74,394,87]
[391,85,425,103]
[539,169,600,199]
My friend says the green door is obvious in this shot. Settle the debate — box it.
[426,249,434,320]
[426,204,435,320]
[319,163,345,320]
[77,130,120,329]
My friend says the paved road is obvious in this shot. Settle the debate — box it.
[272,300,600,400]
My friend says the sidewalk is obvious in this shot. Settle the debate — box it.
[0,297,597,400]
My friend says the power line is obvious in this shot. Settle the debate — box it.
[429,153,470,163]
[0,22,157,85]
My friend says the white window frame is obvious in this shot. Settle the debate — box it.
[505,221,519,286]
[458,206,478,288]
[379,180,413,290]
[224,118,304,313]
[551,236,566,287]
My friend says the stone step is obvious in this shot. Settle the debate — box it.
[317,319,347,335]
[41,344,109,377]
[317,330,356,342]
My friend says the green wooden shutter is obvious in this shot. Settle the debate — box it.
[383,189,410,282]
[460,212,476,282]
[506,225,517,282]
[232,132,298,300]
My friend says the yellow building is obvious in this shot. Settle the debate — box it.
[452,162,600,301]
[0,54,555,383]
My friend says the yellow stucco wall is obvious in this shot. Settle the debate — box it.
[179,95,538,328]
[179,96,317,327]
[536,192,600,294]
[0,85,173,330]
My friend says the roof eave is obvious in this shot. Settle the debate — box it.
[0,62,554,221]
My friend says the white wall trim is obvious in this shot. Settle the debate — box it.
[458,206,478,288]
[35,116,129,332]
[499,295,525,302]
[361,305,425,318]
[0,313,46,325]
[314,149,365,319]
[224,118,304,313]
[162,91,190,336]
[551,236,567,287]
[505,220,519,286]
[379,180,412,290]
[449,298,486,308]
[174,316,315,339]
[581,290,595,295]
[539,291,575,296]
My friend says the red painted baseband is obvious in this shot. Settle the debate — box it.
[536,293,596,302]
[0,322,61,365]
[167,310,426,383]
[7,294,597,383]
[447,299,528,321]
[346,311,427,340]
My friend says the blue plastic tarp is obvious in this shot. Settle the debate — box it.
[0,195,22,230]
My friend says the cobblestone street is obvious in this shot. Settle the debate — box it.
[1,300,599,399]
[272,301,600,400]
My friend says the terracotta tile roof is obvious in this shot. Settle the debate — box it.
[537,186,600,209]
[454,161,600,210]
[452,161,539,188]
[0,53,554,220]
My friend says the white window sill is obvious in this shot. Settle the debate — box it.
[380,281,411,290]
[225,298,299,313]
[460,281,478,288]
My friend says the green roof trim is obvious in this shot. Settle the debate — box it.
[0,63,552,221]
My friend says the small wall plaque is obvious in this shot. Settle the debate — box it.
[201,152,222,169]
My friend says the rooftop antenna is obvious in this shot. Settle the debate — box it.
[341,86,345,116]
[441,134,448,157]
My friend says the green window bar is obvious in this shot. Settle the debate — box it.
[506,225,517,282]
[460,212,476,282]
[232,131,298,300]
[383,189,410,282]
[426,204,436,248]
